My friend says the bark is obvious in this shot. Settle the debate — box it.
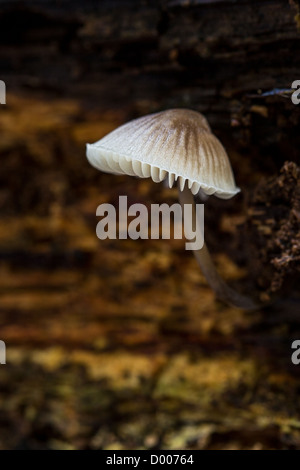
[0,0,300,450]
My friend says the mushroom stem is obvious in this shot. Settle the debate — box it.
[178,184,258,310]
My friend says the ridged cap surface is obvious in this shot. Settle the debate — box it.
[86,108,240,199]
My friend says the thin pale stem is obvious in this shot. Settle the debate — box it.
[178,184,258,310]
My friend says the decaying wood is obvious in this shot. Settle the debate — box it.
[0,0,300,450]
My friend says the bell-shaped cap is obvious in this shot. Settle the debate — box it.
[86,108,240,199]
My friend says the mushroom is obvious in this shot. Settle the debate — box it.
[87,108,257,310]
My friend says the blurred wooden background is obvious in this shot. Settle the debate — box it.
[0,0,300,449]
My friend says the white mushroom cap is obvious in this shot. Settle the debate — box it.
[86,108,240,199]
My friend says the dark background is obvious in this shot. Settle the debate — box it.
[0,0,300,450]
